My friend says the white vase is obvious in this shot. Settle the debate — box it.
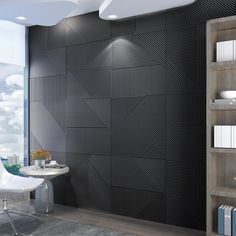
[35,159,46,169]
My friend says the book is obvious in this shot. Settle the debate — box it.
[232,208,236,236]
[218,205,225,235]
[214,126,222,148]
[221,126,232,148]
[225,206,233,236]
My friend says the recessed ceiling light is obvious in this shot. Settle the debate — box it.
[108,15,117,19]
[16,16,26,20]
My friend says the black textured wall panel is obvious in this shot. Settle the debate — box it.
[29,0,232,230]
[112,65,166,97]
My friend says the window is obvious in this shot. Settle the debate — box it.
[0,21,27,174]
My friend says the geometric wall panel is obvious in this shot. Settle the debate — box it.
[111,19,136,38]
[167,126,205,161]
[166,25,206,94]
[88,161,111,211]
[67,128,111,155]
[66,153,90,207]
[112,96,166,157]
[30,2,224,228]
[67,40,112,70]
[134,31,166,66]
[112,187,166,223]
[30,48,66,78]
[166,94,205,126]
[112,37,157,69]
[30,76,66,101]
[135,13,166,34]
[67,69,111,99]
[112,65,166,97]
[166,0,235,28]
[66,13,111,46]
[47,19,66,50]
[112,156,166,193]
[30,102,66,153]
[66,98,111,128]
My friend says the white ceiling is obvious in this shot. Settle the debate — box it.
[67,0,105,18]
[0,0,196,26]
[99,0,196,20]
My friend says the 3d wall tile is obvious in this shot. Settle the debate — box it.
[67,40,112,70]
[66,98,111,128]
[166,25,206,94]
[30,76,66,101]
[134,31,166,66]
[67,153,90,207]
[112,37,157,69]
[88,158,111,211]
[112,96,166,157]
[112,187,166,223]
[67,69,111,99]
[112,65,166,97]
[166,0,235,28]
[112,156,166,193]
[167,126,205,161]
[67,128,111,154]
[135,13,166,34]
[30,48,66,78]
[111,19,136,37]
[47,19,66,49]
[166,94,205,126]
[66,13,111,46]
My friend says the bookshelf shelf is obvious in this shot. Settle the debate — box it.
[210,148,236,154]
[207,16,236,236]
[210,102,236,110]
[211,187,236,198]
[211,61,236,70]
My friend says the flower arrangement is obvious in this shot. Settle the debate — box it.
[31,149,51,161]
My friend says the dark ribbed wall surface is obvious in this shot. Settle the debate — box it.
[29,0,236,230]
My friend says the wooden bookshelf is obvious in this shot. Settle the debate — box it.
[207,16,236,236]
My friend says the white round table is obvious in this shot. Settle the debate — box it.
[20,166,69,214]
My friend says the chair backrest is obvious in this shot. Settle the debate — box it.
[0,159,11,183]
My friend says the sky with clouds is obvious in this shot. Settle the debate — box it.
[0,64,24,162]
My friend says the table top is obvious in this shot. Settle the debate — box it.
[20,166,69,179]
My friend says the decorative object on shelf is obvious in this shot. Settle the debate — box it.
[31,149,51,169]
[212,98,236,105]
[217,40,236,62]
[220,90,236,99]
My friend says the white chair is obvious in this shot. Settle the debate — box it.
[0,160,44,235]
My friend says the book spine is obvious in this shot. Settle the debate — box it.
[218,205,224,235]
[221,126,232,148]
[225,206,233,236]
[232,208,236,236]
[214,126,222,148]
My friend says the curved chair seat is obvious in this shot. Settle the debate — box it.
[0,160,44,235]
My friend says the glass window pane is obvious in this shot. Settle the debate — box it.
[0,21,27,175]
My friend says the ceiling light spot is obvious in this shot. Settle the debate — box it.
[108,15,117,19]
[16,16,26,20]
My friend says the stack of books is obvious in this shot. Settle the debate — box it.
[217,40,236,62]
[214,126,236,148]
[218,205,236,235]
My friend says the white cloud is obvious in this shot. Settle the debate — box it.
[5,74,24,88]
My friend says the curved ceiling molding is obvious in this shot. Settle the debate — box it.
[99,0,196,20]
[0,0,78,26]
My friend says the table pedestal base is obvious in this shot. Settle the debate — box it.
[35,179,54,213]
